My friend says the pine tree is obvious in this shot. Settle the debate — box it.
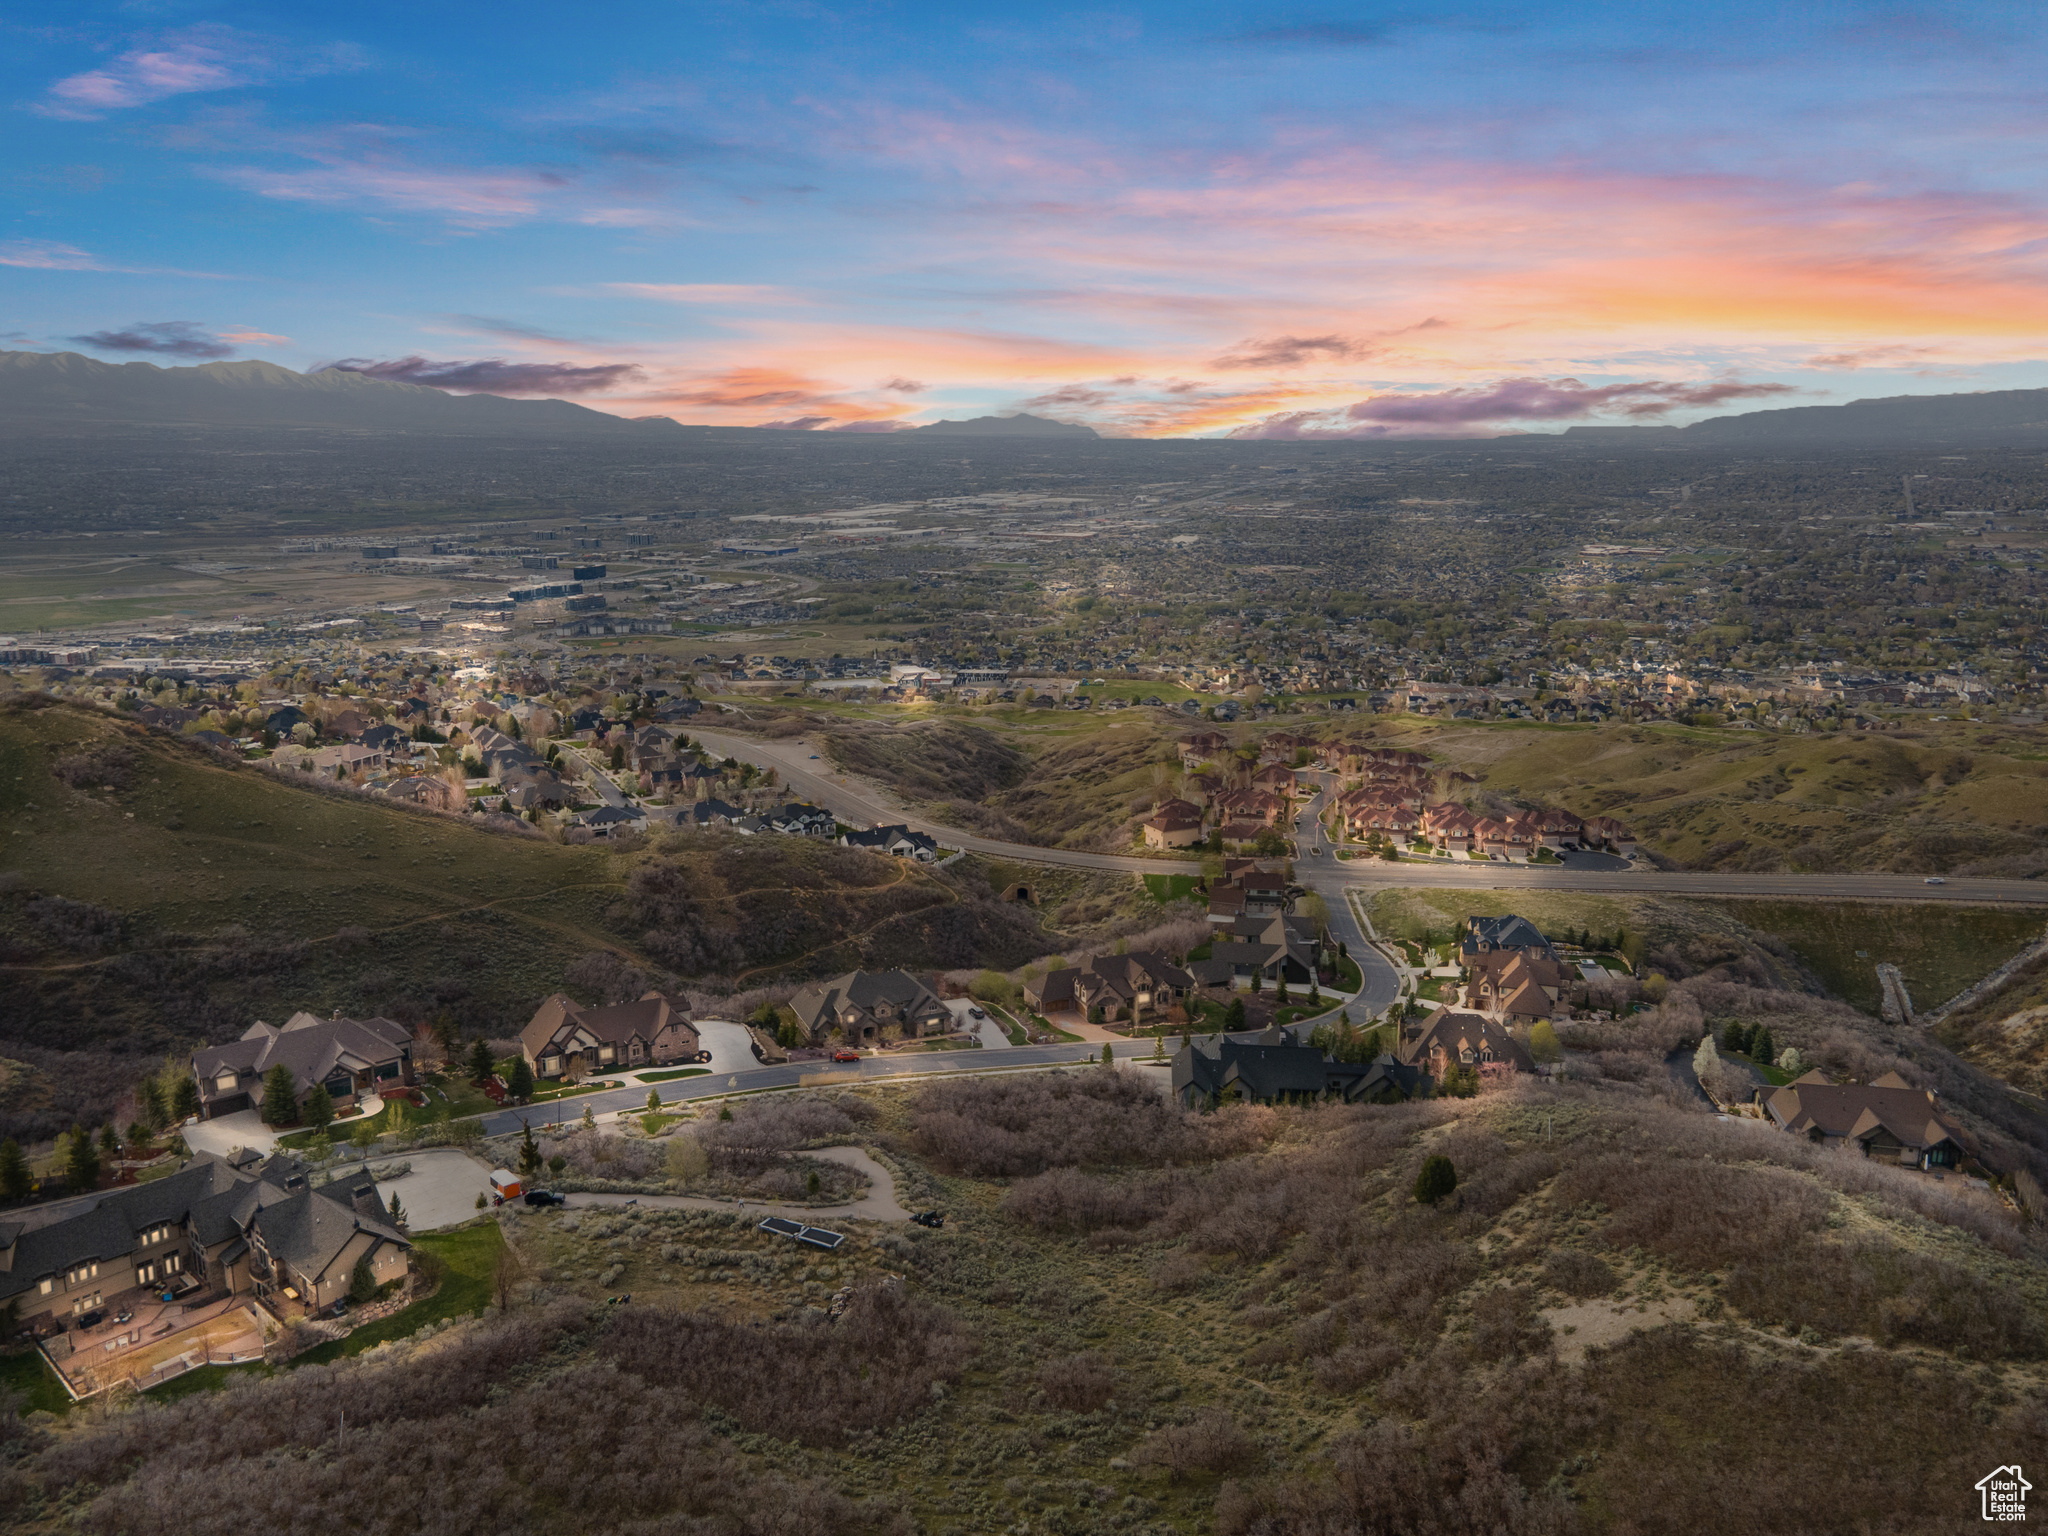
[518,1121,543,1179]
[302,1083,335,1131]
[582,1102,597,1131]
[1751,1024,1776,1065]
[260,1065,299,1126]
[507,1057,535,1102]
[64,1125,100,1193]
[0,1138,31,1201]
[171,1074,200,1122]
[99,1123,120,1160]
[1414,1154,1458,1205]
[647,1088,661,1113]
[1101,1044,1113,1066]
[387,1193,406,1228]
[349,1254,378,1304]
[469,1038,495,1083]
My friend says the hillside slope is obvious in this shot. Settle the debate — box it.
[0,700,1052,1140]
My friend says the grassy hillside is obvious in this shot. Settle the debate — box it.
[0,699,1060,1140]
[1363,713,2048,876]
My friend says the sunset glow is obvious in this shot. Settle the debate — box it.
[7,3,2047,435]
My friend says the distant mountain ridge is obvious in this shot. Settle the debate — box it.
[0,350,684,436]
[1562,386,2048,447]
[909,412,1099,438]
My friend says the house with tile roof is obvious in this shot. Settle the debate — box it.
[1762,1070,1966,1168]
[520,991,700,1080]
[192,1013,414,1121]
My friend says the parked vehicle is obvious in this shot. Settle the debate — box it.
[524,1189,566,1207]
[910,1210,945,1229]
[832,1049,861,1063]
[967,1006,986,1019]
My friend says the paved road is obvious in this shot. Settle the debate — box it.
[478,1038,1173,1138]
[562,744,631,808]
[687,727,2048,906]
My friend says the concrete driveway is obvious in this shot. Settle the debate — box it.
[181,1110,280,1161]
[941,997,1009,1049]
[322,1147,497,1232]
[695,1018,765,1075]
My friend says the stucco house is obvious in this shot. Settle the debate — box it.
[192,1013,414,1121]
[520,991,701,1079]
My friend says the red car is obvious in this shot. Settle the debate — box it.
[832,1050,861,1063]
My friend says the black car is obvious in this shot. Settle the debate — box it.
[524,1189,567,1207]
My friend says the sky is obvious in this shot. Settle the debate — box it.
[5,1,2048,437]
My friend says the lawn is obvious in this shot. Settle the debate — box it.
[293,1222,506,1368]
[1,1348,72,1416]
[1141,873,1204,904]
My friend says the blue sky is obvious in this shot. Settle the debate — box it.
[5,2,2047,435]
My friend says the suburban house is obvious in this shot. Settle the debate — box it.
[1399,1006,1535,1082]
[1461,914,1561,964]
[787,969,952,1043]
[0,1150,411,1336]
[764,802,837,837]
[1172,1032,1419,1108]
[520,991,701,1079]
[1466,948,1575,1021]
[573,805,648,838]
[1026,951,1197,1020]
[1141,800,1205,849]
[192,1013,414,1121]
[1762,1070,1967,1168]
[839,823,942,860]
[678,797,744,827]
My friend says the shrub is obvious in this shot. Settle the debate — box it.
[1039,1351,1118,1412]
[1133,1408,1260,1481]
[1414,1154,1457,1205]
[1543,1248,1617,1298]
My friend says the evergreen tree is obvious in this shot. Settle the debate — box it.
[98,1123,121,1160]
[259,1064,299,1126]
[302,1083,335,1131]
[1224,998,1247,1029]
[582,1102,597,1131]
[171,1073,200,1122]
[647,1088,661,1113]
[349,1254,379,1304]
[1414,1154,1458,1205]
[507,1057,535,1102]
[518,1121,544,1179]
[548,1153,568,1175]
[387,1194,406,1228]
[1101,1044,1114,1066]
[1751,1024,1776,1065]
[470,1038,496,1083]
[1721,1019,1751,1053]
[0,1138,31,1201]
[138,1073,168,1132]
[64,1125,100,1192]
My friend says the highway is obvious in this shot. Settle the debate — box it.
[687,724,2048,907]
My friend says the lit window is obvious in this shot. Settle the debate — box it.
[38,1277,53,1295]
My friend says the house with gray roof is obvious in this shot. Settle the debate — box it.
[0,1151,409,1337]
[788,970,950,1044]
[192,1012,414,1121]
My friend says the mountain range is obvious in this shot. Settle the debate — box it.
[2,348,2044,447]
[1561,386,2048,447]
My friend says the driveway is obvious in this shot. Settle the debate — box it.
[556,1144,910,1223]
[324,1147,497,1232]
[941,997,1009,1049]
[181,1110,280,1161]
[695,1018,766,1075]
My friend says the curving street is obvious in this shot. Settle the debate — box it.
[687,725,2048,907]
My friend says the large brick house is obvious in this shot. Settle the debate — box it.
[0,1151,410,1336]
[192,1013,414,1121]
[1399,1006,1534,1084]
[1026,951,1197,1020]
[520,991,701,1080]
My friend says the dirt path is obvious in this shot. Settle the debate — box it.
[556,1145,912,1223]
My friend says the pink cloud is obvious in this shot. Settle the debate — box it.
[1227,376,1797,437]
[41,26,360,120]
